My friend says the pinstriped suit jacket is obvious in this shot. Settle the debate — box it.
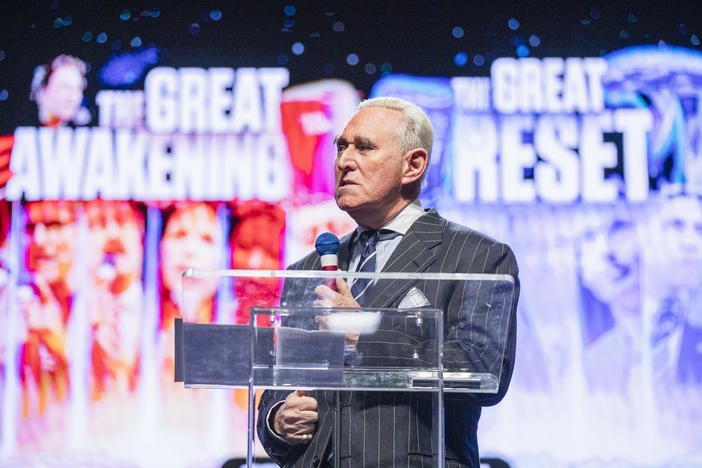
[257,209,520,468]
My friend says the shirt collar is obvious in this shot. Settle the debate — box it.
[383,198,424,234]
[354,199,424,239]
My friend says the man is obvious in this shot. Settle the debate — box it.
[0,55,87,198]
[30,54,89,128]
[646,196,702,415]
[578,213,642,395]
[257,97,519,467]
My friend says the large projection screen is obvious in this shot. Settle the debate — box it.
[1,4,701,467]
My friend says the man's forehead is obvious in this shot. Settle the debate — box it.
[349,107,402,126]
[338,107,402,139]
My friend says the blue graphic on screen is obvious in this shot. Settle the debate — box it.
[604,45,702,193]
[369,75,454,204]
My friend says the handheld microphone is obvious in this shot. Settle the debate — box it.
[315,232,340,271]
[315,232,340,290]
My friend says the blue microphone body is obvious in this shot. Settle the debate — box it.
[315,232,340,270]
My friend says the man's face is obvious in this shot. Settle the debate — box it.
[37,64,84,124]
[334,107,407,224]
[26,202,76,287]
[579,219,641,314]
[656,197,702,288]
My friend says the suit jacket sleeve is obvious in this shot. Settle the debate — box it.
[255,251,326,465]
[256,388,299,465]
[446,238,519,407]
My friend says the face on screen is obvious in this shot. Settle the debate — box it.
[579,218,641,314]
[25,201,77,289]
[86,201,143,294]
[160,203,222,314]
[37,63,85,125]
[655,197,702,288]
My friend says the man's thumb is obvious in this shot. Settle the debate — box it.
[336,277,352,295]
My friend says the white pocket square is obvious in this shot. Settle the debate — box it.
[398,287,431,309]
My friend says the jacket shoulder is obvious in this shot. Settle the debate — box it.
[287,250,320,270]
[427,211,518,275]
[447,219,506,249]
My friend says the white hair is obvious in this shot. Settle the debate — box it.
[358,97,434,158]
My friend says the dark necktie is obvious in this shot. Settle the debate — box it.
[350,230,379,305]
[351,230,398,305]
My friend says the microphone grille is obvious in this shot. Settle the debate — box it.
[315,232,340,255]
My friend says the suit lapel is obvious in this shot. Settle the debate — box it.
[337,233,352,271]
[364,209,445,308]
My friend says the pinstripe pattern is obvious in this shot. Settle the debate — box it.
[257,209,520,468]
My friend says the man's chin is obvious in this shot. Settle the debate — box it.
[335,201,365,217]
[335,196,357,212]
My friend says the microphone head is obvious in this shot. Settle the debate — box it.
[315,232,340,256]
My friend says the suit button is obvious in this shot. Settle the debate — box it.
[312,455,320,467]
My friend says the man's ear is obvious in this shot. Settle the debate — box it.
[402,148,429,185]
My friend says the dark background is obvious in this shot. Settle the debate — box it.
[2,1,702,131]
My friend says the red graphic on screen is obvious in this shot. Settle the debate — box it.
[230,200,285,325]
[19,201,78,417]
[280,100,335,197]
[0,134,13,189]
[85,200,144,400]
[159,202,223,378]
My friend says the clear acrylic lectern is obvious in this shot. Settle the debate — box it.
[175,269,515,468]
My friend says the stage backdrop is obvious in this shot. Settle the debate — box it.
[1,6,702,468]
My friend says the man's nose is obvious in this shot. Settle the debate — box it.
[336,147,357,169]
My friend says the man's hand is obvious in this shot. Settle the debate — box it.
[313,278,361,346]
[273,390,318,445]
[313,278,359,308]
